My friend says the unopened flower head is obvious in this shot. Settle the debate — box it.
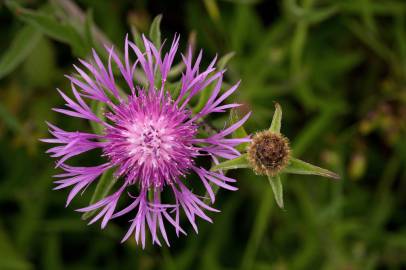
[247,130,290,176]
[42,34,250,247]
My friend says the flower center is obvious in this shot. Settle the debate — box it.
[125,118,175,165]
[103,93,198,188]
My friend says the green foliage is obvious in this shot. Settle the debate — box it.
[90,100,106,135]
[269,103,282,133]
[0,0,405,269]
[6,1,88,56]
[283,157,340,179]
[149,14,163,48]
[230,109,250,152]
[217,51,235,70]
[211,154,249,171]
[268,175,284,208]
[0,26,42,79]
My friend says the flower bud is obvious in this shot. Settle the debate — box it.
[247,130,291,176]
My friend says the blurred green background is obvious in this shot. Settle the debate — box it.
[1,0,405,269]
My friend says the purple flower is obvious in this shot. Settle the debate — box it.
[43,35,250,247]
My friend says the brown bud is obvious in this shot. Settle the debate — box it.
[247,130,291,176]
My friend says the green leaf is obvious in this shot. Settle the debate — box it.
[269,103,282,133]
[6,1,86,56]
[84,9,95,50]
[166,81,182,100]
[90,100,106,135]
[268,175,284,208]
[211,154,250,171]
[0,25,41,79]
[22,37,56,87]
[82,168,116,220]
[217,52,235,70]
[131,25,145,51]
[203,0,220,22]
[149,14,162,48]
[283,157,340,179]
[230,109,249,152]
[168,61,186,78]
[192,76,220,114]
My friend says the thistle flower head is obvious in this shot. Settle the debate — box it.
[247,131,290,177]
[42,34,250,247]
